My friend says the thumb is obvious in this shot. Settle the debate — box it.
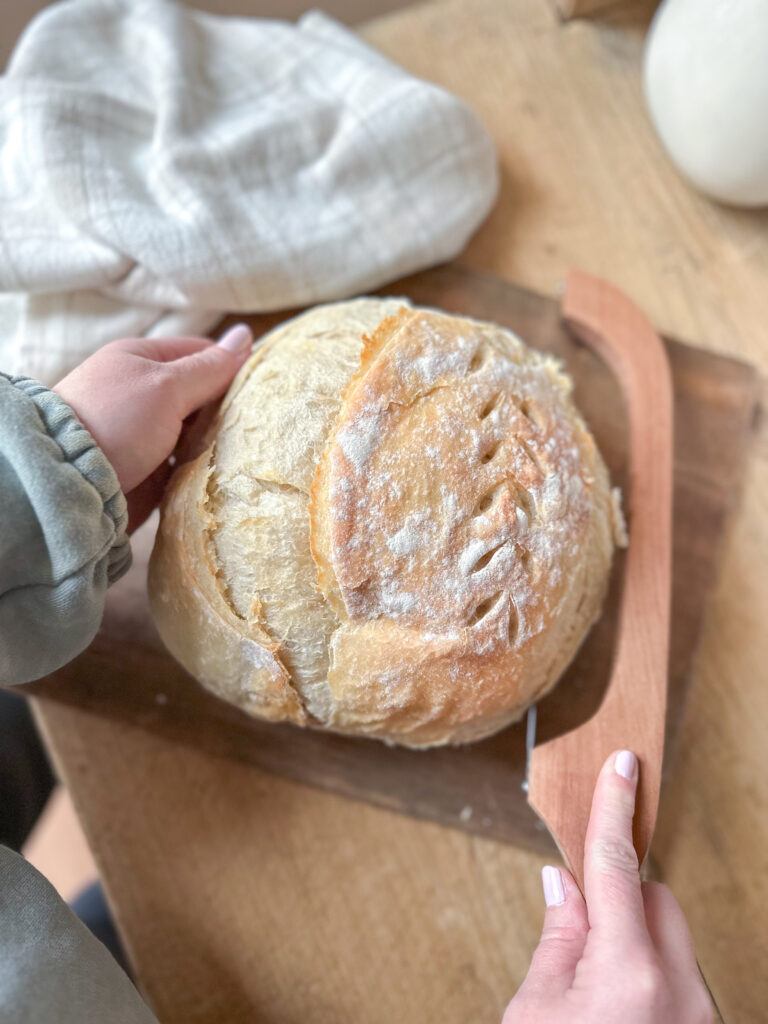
[520,866,588,997]
[167,323,253,418]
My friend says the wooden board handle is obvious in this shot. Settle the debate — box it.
[528,270,673,890]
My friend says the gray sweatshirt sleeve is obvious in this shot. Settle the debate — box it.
[0,373,131,686]
[0,376,160,1023]
[0,847,158,1024]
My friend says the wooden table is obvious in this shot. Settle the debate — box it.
[34,2,768,1021]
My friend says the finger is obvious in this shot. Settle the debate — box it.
[174,399,222,467]
[164,323,253,418]
[642,882,700,976]
[583,750,650,950]
[521,866,588,996]
[125,460,174,533]
[110,336,217,362]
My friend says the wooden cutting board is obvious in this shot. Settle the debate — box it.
[24,265,760,855]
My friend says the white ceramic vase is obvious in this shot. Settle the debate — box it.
[644,0,768,207]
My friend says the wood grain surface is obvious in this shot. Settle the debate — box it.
[529,270,674,889]
[25,265,754,864]
[31,1,767,1022]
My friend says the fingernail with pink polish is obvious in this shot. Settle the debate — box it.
[615,750,637,780]
[217,323,253,354]
[542,866,565,907]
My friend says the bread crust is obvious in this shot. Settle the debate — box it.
[149,300,618,747]
[148,452,306,724]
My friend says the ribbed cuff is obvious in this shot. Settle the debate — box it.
[8,376,131,585]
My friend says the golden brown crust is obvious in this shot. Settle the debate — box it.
[150,299,617,747]
[308,309,410,614]
[312,307,614,745]
[148,449,307,726]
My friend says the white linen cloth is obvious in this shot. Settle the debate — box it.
[0,0,498,386]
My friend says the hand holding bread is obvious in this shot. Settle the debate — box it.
[53,326,253,531]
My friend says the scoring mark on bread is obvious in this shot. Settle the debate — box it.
[469,540,508,574]
[509,479,535,521]
[519,398,542,429]
[467,591,519,644]
[520,438,544,475]
[468,591,504,626]
[473,477,535,523]
[469,343,492,373]
[474,488,497,515]
[480,439,501,464]
[479,392,502,420]
[517,545,532,572]
[508,601,519,643]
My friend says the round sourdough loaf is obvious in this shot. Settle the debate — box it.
[148,299,621,747]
